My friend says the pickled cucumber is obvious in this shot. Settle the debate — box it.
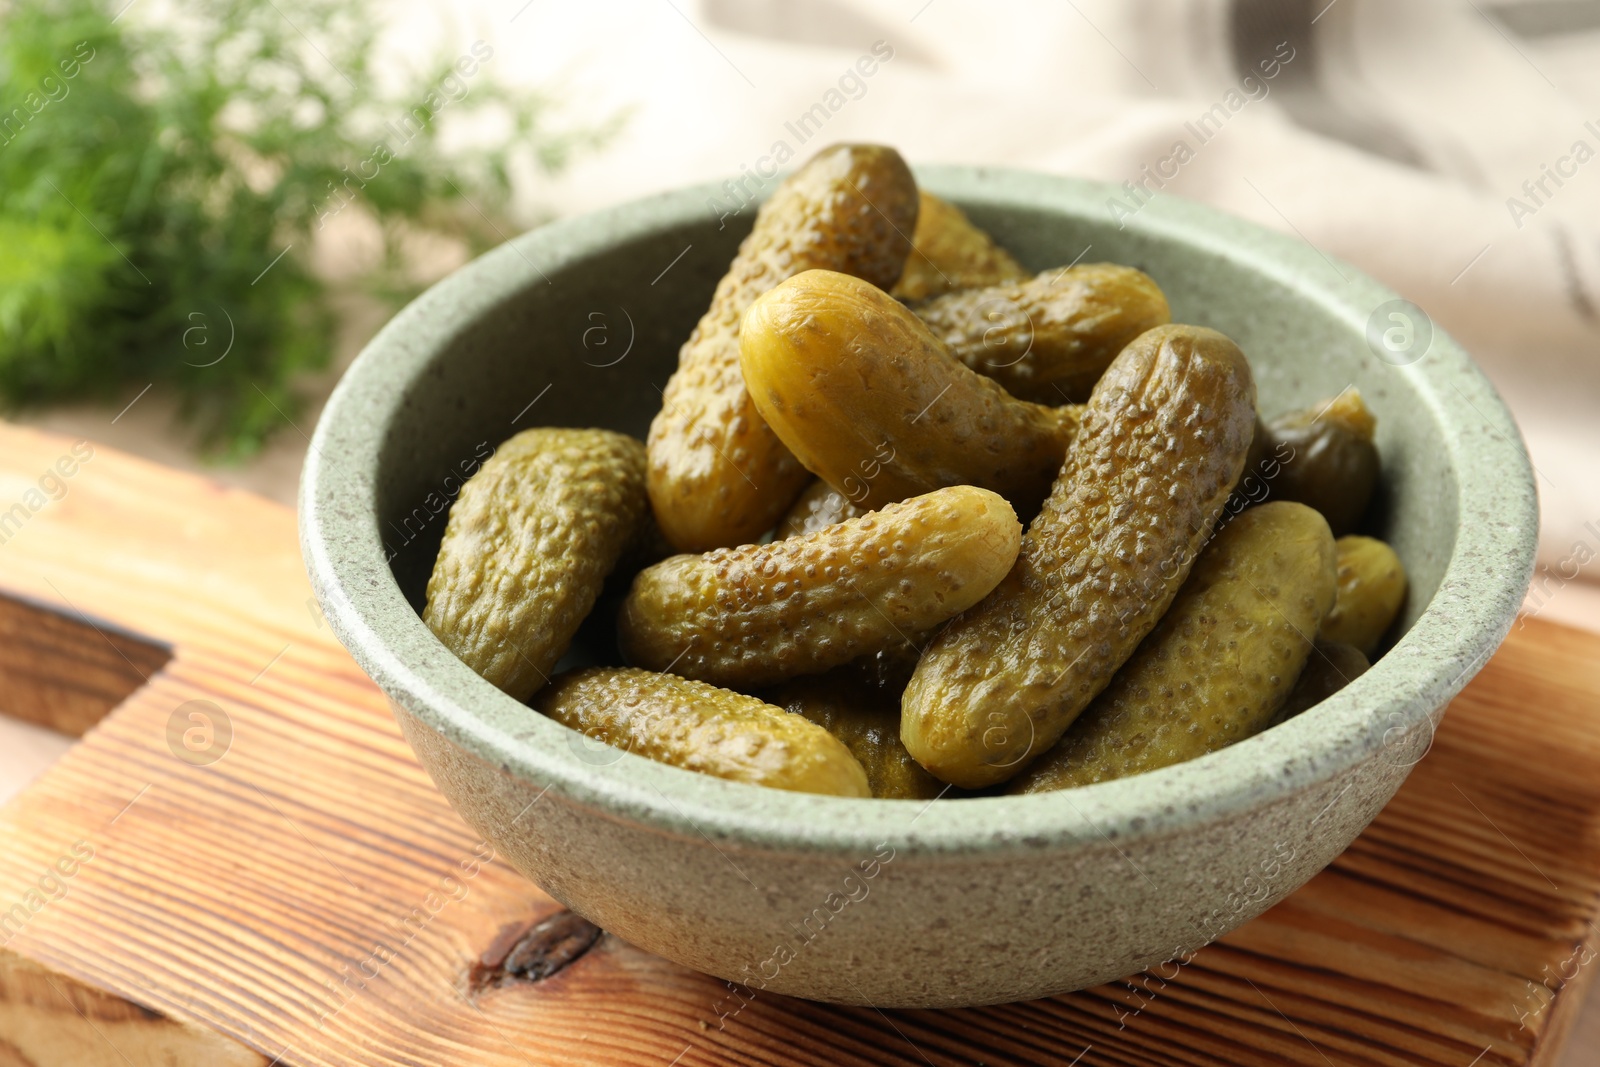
[768,669,946,799]
[532,667,870,797]
[911,264,1171,403]
[1267,389,1379,535]
[849,634,928,692]
[1319,535,1407,655]
[1227,416,1275,512]
[1272,641,1369,725]
[647,144,918,552]
[776,478,863,539]
[890,192,1025,302]
[1008,502,1337,793]
[741,269,1082,513]
[619,485,1021,688]
[902,324,1257,788]
[423,428,647,701]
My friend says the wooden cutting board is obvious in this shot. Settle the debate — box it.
[0,420,1597,1067]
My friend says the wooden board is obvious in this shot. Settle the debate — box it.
[0,420,1597,1067]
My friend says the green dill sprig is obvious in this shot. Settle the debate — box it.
[0,0,617,456]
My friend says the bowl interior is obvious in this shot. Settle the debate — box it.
[378,211,741,620]
[305,165,1535,854]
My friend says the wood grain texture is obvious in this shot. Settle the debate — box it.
[0,592,170,737]
[0,420,1596,1066]
[0,951,266,1066]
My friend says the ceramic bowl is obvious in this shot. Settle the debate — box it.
[299,165,1537,1008]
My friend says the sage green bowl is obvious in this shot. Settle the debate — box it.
[299,165,1537,1008]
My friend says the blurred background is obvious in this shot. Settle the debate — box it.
[1,0,1598,1057]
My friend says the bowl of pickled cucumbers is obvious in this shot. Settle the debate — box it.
[301,143,1537,1006]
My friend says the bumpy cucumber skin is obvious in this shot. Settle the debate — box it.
[423,428,647,702]
[532,667,870,797]
[741,269,1081,514]
[890,191,1026,302]
[1320,535,1407,655]
[901,324,1257,788]
[912,264,1171,403]
[647,144,918,553]
[768,669,947,800]
[1008,502,1337,793]
[618,485,1021,689]
[776,478,864,539]
[1273,641,1370,726]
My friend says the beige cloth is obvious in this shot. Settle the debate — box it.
[515,0,1600,578]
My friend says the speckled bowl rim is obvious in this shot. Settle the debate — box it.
[300,165,1538,860]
